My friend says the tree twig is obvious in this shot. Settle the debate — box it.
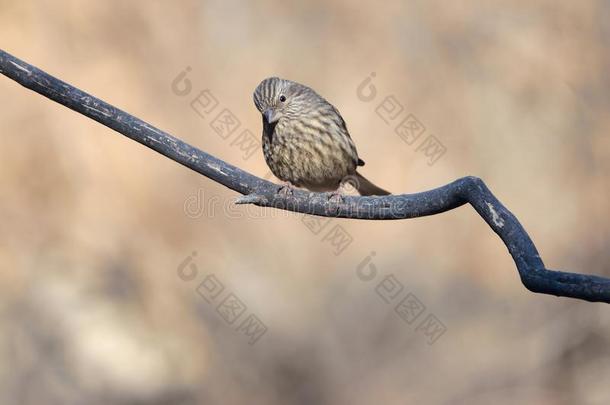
[1,49,608,303]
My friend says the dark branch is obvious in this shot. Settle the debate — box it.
[1,48,609,303]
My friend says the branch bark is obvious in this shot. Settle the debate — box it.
[1,49,609,303]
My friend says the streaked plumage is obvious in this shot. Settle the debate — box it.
[253,77,389,196]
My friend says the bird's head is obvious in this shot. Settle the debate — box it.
[253,77,319,126]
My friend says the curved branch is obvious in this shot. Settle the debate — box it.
[1,49,609,303]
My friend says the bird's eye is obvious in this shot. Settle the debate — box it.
[279,95,286,102]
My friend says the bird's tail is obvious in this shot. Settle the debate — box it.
[352,172,391,196]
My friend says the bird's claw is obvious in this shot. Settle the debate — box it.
[327,190,345,205]
[277,182,295,197]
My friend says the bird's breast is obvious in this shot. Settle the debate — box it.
[261,121,356,190]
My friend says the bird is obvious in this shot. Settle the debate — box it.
[253,77,390,196]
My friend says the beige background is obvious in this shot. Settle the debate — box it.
[1,1,609,404]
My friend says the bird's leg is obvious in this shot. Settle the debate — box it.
[328,181,354,204]
[277,181,295,197]
[327,189,345,205]
[327,177,358,204]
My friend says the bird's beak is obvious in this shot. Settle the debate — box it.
[263,108,281,124]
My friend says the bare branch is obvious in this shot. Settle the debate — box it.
[1,49,608,303]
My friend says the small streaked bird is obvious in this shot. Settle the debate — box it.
[253,77,390,196]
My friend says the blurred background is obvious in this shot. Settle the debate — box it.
[1,1,610,404]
